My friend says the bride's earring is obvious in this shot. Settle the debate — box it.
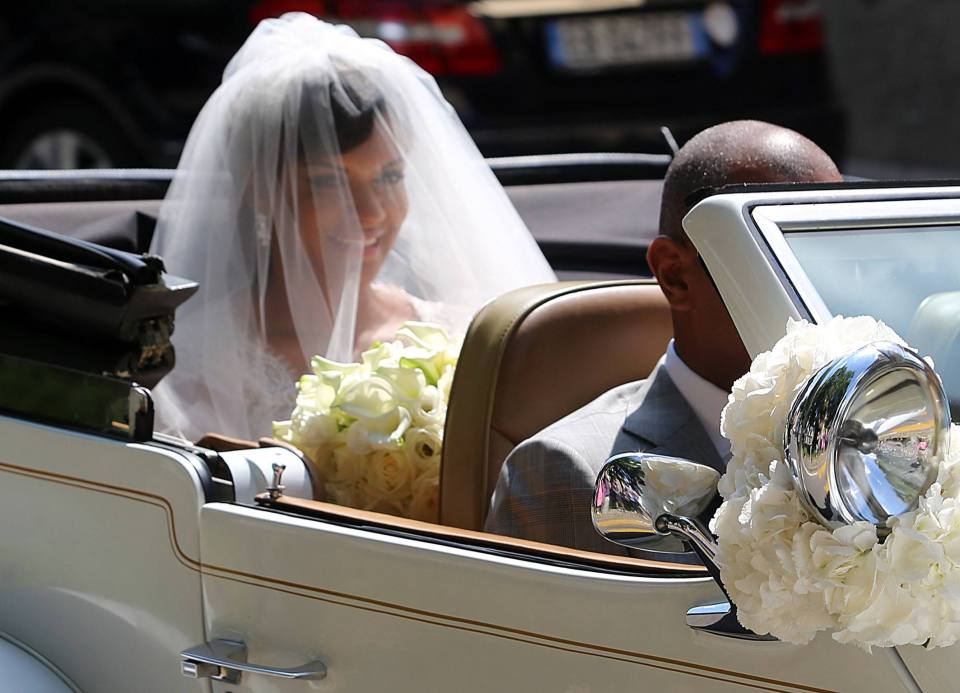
[255,212,272,248]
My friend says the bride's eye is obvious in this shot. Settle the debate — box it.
[377,167,405,186]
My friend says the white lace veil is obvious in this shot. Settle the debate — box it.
[150,14,555,442]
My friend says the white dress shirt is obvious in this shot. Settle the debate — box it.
[660,339,731,459]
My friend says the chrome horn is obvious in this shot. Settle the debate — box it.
[592,452,721,569]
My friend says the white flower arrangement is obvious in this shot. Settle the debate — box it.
[714,315,960,650]
[273,322,460,522]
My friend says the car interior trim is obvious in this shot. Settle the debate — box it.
[256,493,706,576]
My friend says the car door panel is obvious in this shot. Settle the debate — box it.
[0,416,210,693]
[200,504,907,693]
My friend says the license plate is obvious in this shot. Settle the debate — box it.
[546,12,700,71]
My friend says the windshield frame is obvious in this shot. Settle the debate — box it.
[752,195,960,326]
[684,184,960,357]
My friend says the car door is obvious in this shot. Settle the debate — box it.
[196,498,911,692]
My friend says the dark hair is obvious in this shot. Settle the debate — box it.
[298,65,388,156]
[659,120,841,242]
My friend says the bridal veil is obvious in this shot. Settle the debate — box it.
[150,13,555,441]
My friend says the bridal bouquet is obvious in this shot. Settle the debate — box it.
[273,322,460,523]
[713,315,960,650]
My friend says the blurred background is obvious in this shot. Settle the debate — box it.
[0,0,952,178]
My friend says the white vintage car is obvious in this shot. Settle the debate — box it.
[0,165,957,692]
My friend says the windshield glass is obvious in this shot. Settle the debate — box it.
[785,225,960,420]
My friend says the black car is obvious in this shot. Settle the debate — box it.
[0,0,843,168]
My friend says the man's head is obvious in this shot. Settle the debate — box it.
[647,120,841,391]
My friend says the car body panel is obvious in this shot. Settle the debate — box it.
[0,416,210,692]
[199,503,906,692]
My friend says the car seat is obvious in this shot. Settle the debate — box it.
[440,280,672,531]
[908,291,960,417]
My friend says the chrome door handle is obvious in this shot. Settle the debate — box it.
[180,639,327,683]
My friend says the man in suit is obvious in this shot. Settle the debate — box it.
[483,120,842,553]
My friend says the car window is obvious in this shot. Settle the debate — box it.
[784,223,960,419]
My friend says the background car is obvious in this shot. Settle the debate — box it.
[0,0,843,168]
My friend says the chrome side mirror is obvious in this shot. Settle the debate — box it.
[593,453,773,640]
[592,453,721,568]
[785,341,951,532]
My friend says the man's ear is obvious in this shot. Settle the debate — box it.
[647,235,694,311]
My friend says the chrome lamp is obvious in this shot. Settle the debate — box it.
[592,340,952,639]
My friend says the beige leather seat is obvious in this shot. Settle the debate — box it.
[440,280,672,531]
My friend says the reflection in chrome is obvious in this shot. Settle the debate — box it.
[592,453,719,559]
[685,602,778,641]
[593,454,771,640]
[784,341,951,531]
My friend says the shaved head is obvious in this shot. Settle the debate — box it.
[659,120,841,241]
[647,120,841,392]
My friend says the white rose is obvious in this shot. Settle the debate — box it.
[325,480,363,508]
[360,449,415,514]
[415,386,445,427]
[404,426,443,476]
[329,443,366,485]
[288,406,338,448]
[408,469,440,523]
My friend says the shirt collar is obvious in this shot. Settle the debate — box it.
[660,339,731,458]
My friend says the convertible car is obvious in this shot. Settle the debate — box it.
[0,158,957,692]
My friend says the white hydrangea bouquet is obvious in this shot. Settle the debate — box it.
[714,315,960,650]
[273,322,459,523]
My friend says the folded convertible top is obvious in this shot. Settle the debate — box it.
[0,215,197,389]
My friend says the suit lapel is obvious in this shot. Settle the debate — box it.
[613,366,724,473]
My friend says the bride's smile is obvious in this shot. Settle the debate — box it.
[297,127,408,282]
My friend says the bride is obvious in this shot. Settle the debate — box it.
[151,14,555,442]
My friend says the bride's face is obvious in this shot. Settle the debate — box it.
[296,124,409,284]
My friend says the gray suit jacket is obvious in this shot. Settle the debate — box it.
[483,365,724,554]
